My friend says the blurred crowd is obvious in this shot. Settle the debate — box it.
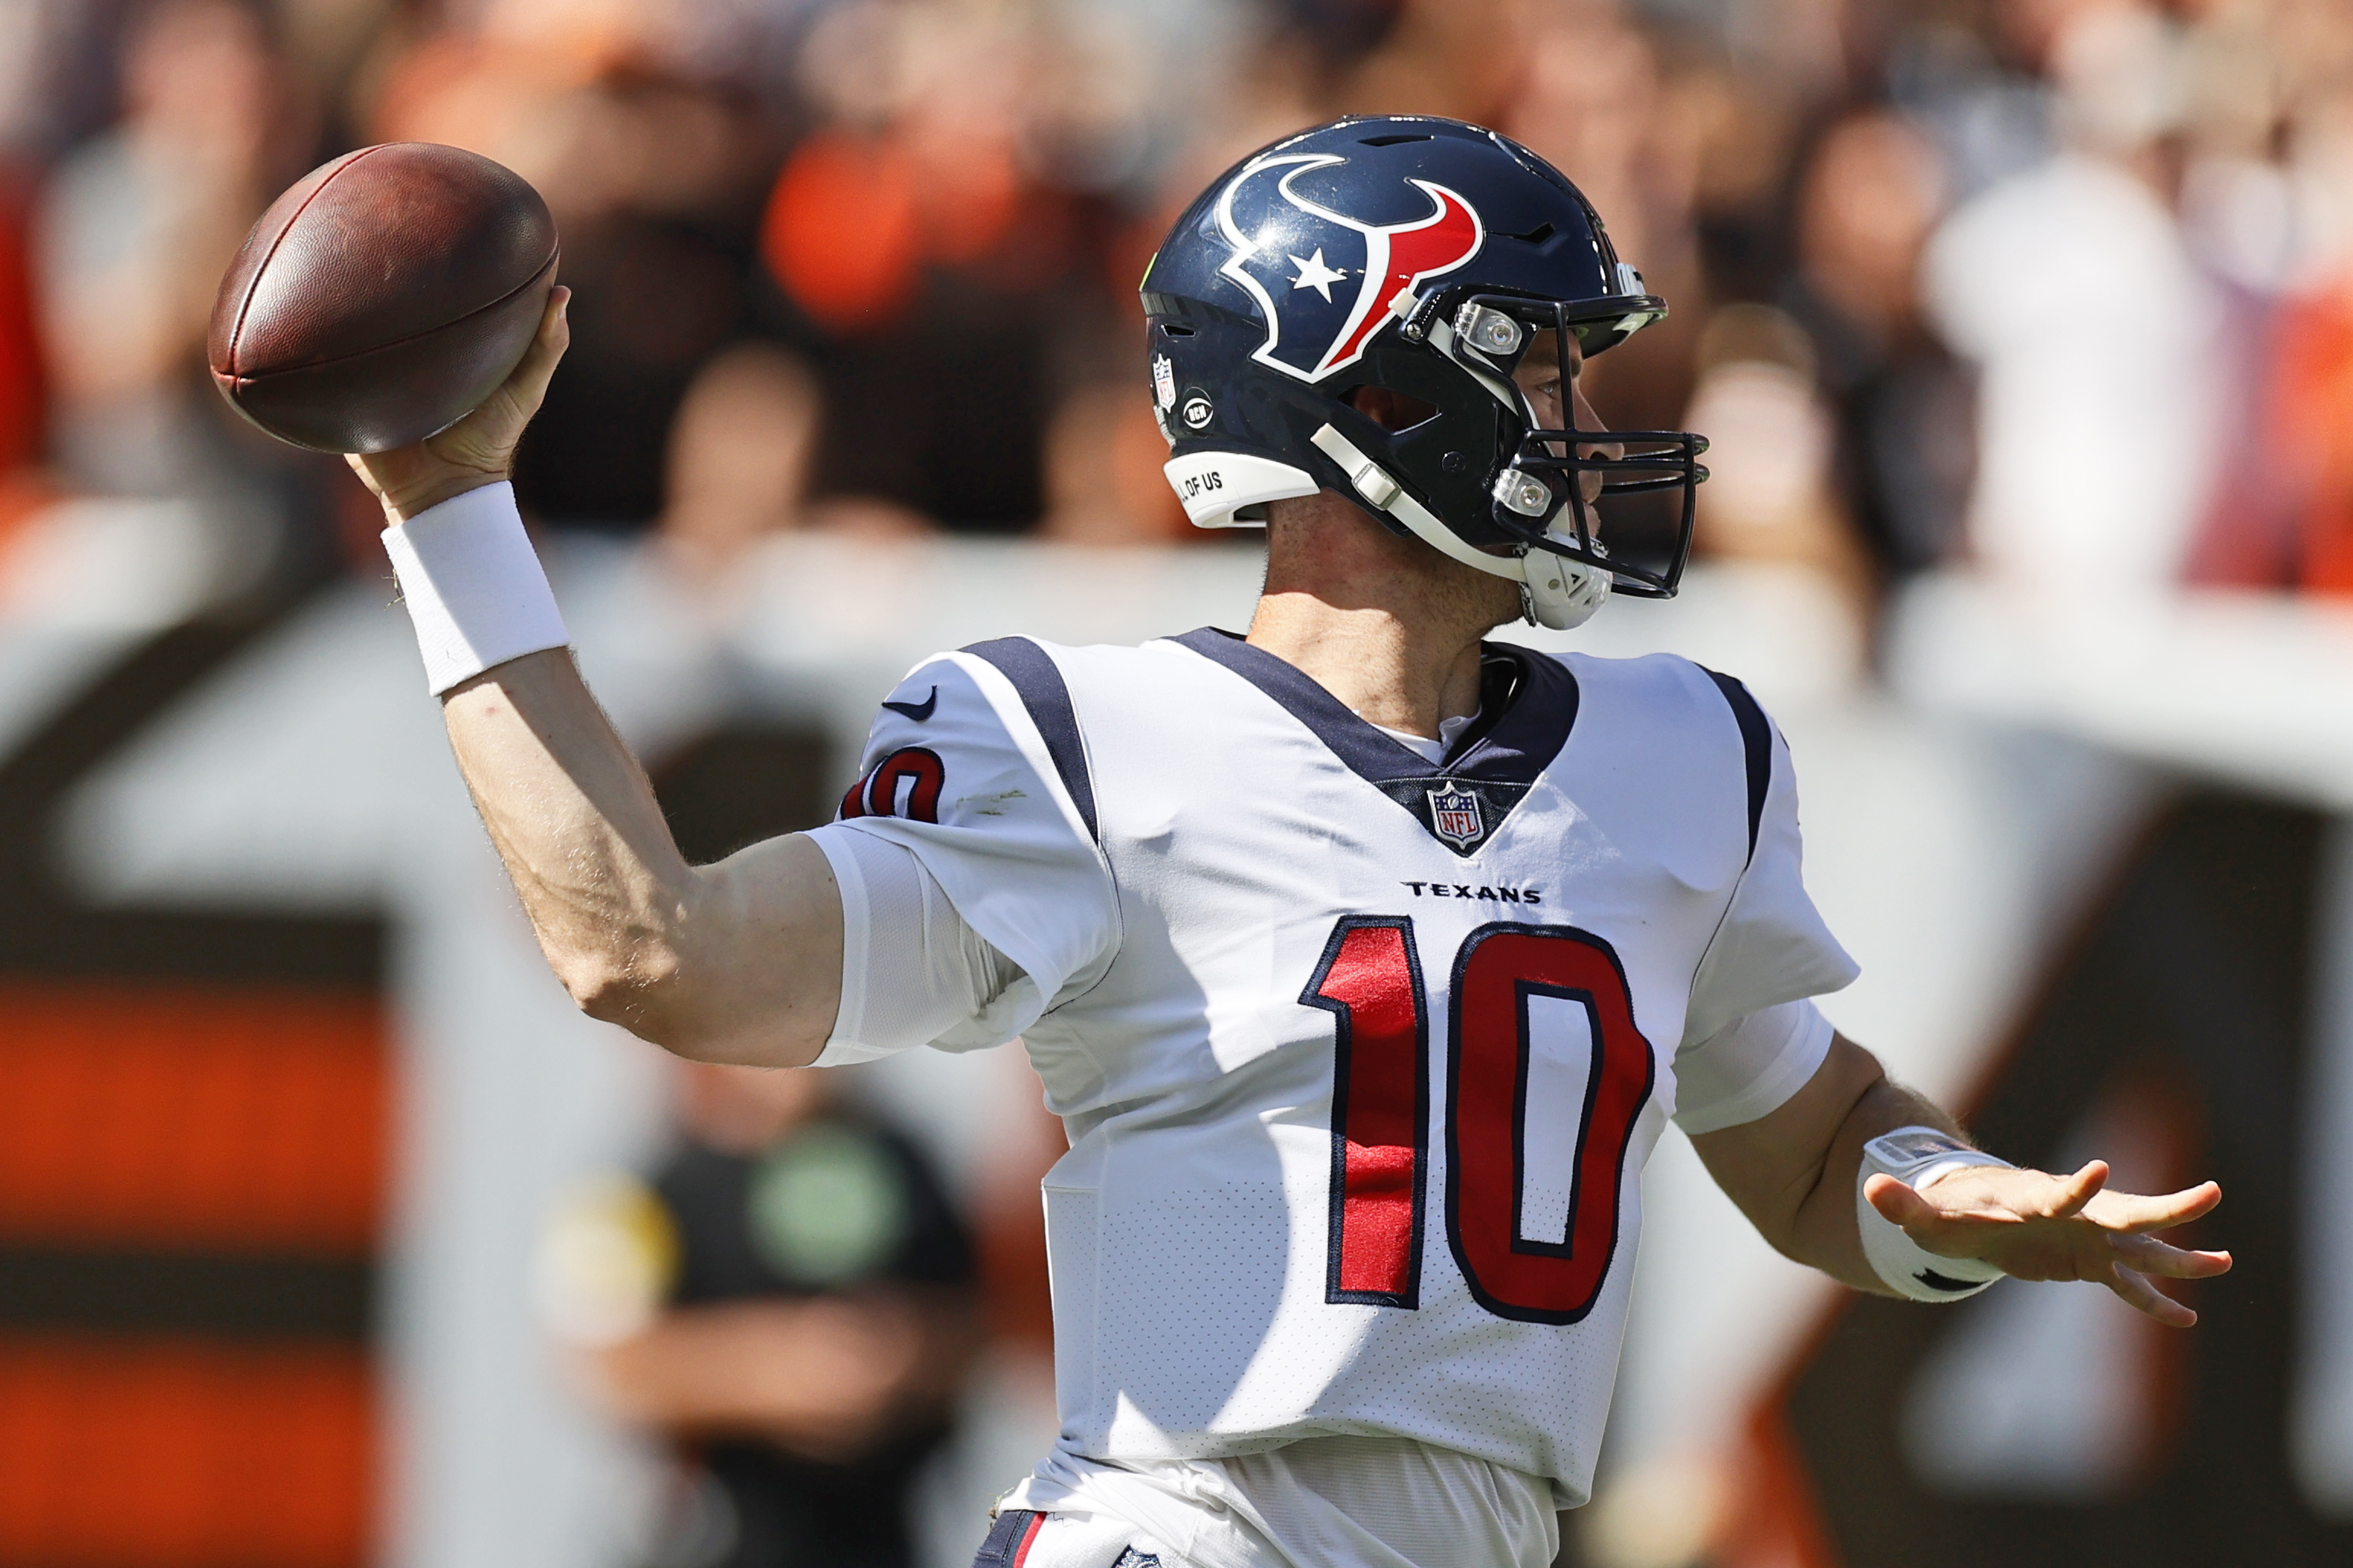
[1,0,2350,625]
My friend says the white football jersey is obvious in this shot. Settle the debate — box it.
[806,629,1856,1503]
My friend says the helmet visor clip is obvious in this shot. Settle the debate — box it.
[1491,466,1558,521]
[1449,301,1527,370]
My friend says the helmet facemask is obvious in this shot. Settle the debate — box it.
[1421,293,1708,602]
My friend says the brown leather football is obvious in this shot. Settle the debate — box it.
[209,143,558,454]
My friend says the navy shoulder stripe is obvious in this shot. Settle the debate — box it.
[961,637,1099,843]
[1702,668,1770,863]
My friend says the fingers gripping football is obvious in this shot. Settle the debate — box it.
[1863,1162,2232,1328]
[347,286,571,522]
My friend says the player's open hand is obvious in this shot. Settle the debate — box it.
[1864,1162,2230,1327]
[347,285,571,524]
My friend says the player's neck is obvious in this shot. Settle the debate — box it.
[1247,595,1487,738]
[1250,496,1512,739]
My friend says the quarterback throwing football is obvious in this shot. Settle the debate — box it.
[353,118,2229,1568]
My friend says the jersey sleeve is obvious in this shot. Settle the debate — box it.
[1681,687,1859,1049]
[804,647,1120,1065]
[1670,999,1834,1134]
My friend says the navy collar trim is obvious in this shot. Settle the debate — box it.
[1170,628,1578,789]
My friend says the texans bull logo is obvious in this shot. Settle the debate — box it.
[1216,153,1485,384]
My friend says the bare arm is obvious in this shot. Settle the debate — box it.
[582,1290,978,1462]
[351,291,840,1065]
[1685,1033,1924,1294]
[1690,1033,2231,1325]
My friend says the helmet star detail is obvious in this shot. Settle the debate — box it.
[1216,153,1487,383]
[1143,116,1708,631]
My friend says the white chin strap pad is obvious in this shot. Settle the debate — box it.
[1519,554,1611,630]
[1305,424,1611,631]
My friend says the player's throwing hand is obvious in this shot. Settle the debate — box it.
[346,285,571,523]
[1865,1162,2230,1327]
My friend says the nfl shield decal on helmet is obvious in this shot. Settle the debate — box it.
[1215,153,1485,383]
[1428,786,1485,850]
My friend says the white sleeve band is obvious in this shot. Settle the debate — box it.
[809,825,1031,1068]
[380,481,571,695]
[1857,1126,2013,1302]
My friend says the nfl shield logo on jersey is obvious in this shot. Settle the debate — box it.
[1428,786,1485,850]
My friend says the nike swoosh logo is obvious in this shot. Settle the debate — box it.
[1915,1268,1985,1293]
[880,686,938,722]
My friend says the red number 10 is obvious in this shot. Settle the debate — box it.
[1300,917,1657,1325]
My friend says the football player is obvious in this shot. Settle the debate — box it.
[352,118,2231,1568]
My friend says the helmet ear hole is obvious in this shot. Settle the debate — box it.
[1340,383,1438,433]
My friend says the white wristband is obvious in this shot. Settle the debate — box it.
[381,481,570,694]
[1857,1126,2011,1303]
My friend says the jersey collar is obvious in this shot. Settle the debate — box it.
[1168,628,1579,788]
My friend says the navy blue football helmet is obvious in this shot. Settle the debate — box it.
[1141,115,1707,628]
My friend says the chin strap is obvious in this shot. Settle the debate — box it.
[1307,425,1609,630]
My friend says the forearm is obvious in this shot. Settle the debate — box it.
[1698,1032,2228,1322]
[441,649,696,1019]
[440,651,840,1064]
[1692,1034,1972,1296]
[586,1293,975,1454]
[1782,1072,1966,1294]
[591,1303,893,1431]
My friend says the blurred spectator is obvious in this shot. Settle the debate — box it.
[657,340,932,577]
[1682,302,1872,614]
[658,343,828,573]
[1782,108,1975,581]
[34,0,283,496]
[1923,0,2223,595]
[1099,5,1326,349]
[1503,0,1707,434]
[542,1062,978,1568]
[1332,0,1514,123]
[2187,20,2353,593]
[757,0,1091,535]
[2258,85,2353,596]
[0,0,130,159]
[516,206,759,530]
[0,162,44,496]
[1889,19,2053,206]
[760,0,1033,337]
[373,0,773,529]
[0,0,71,496]
[1036,381,1193,546]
